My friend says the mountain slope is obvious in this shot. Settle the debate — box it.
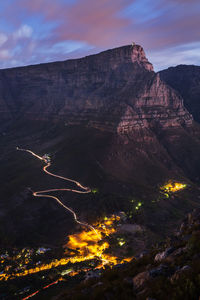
[159,65,200,123]
[0,45,200,249]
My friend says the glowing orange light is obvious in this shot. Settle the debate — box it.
[0,215,132,282]
[161,181,187,193]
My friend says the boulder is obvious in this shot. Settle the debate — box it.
[133,271,150,290]
[170,265,192,282]
[165,246,187,263]
[149,264,169,277]
[154,247,175,262]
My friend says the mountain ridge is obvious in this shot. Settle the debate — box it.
[0,44,193,135]
[0,44,153,71]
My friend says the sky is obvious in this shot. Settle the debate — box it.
[0,0,199,71]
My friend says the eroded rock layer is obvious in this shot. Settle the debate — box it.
[0,45,193,133]
[159,65,200,123]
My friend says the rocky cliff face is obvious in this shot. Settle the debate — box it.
[0,45,193,134]
[159,65,200,123]
[1,45,200,250]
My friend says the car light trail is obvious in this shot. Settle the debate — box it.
[0,215,132,282]
[22,279,60,300]
[22,290,39,300]
[16,147,98,234]
[0,147,133,298]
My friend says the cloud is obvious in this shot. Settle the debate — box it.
[15,0,200,50]
[0,24,35,68]
[13,24,33,39]
[124,0,200,50]
[0,0,199,70]
[16,0,132,47]
[148,42,200,71]
[0,33,8,47]
[0,49,10,59]
[57,0,132,46]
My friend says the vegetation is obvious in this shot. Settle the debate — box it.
[57,209,200,300]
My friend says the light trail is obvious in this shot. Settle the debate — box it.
[16,147,98,234]
[0,214,133,284]
[0,147,133,296]
[22,290,39,300]
[22,279,61,300]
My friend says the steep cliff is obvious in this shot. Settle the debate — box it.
[159,65,200,123]
[0,45,192,134]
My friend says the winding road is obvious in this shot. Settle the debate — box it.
[17,147,98,234]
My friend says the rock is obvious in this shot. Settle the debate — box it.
[139,250,149,258]
[181,265,192,271]
[179,222,187,233]
[145,264,152,271]
[136,288,148,297]
[165,247,187,262]
[188,213,193,224]
[154,247,175,262]
[154,252,165,262]
[149,264,169,277]
[160,65,200,123]
[92,282,103,289]
[133,271,150,290]
[170,265,192,282]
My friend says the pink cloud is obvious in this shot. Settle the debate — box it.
[17,0,132,47]
[0,49,10,59]
[15,0,200,49]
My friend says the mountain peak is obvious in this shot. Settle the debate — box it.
[130,44,154,71]
[84,44,154,72]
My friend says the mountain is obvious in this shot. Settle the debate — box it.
[159,65,200,123]
[0,45,192,132]
[0,45,200,249]
[1,45,200,184]
[0,44,199,182]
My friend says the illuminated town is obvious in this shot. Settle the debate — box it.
[0,215,132,280]
[160,181,187,193]
[0,215,133,299]
[0,148,188,299]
